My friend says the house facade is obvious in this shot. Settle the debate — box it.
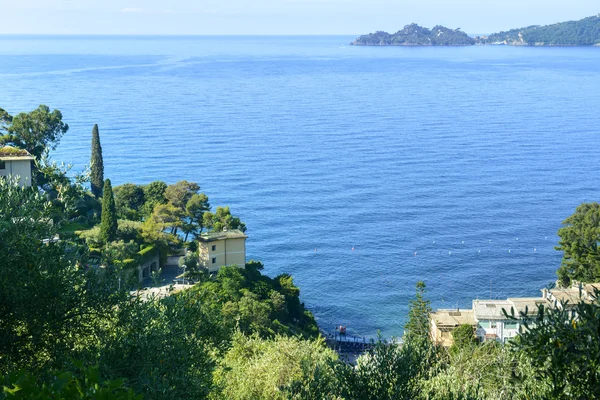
[0,146,34,187]
[430,309,477,347]
[198,229,247,273]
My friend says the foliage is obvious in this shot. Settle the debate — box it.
[178,252,199,270]
[509,291,600,399]
[164,180,200,210]
[0,104,69,159]
[90,124,104,198]
[140,180,167,216]
[102,240,140,268]
[1,366,141,400]
[96,291,219,400]
[100,179,118,244]
[419,341,544,399]
[450,324,477,351]
[36,157,95,222]
[114,183,145,220]
[556,202,600,286]
[203,206,247,233]
[352,24,475,46]
[0,177,125,376]
[211,331,341,400]
[404,281,432,344]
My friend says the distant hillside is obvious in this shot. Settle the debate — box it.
[352,15,600,46]
[477,15,600,46]
[351,23,475,46]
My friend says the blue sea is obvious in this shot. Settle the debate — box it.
[1,35,599,338]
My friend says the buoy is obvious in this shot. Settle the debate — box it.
[534,248,536,252]
[478,250,481,253]
[508,250,511,253]
[433,241,436,244]
[352,247,355,251]
[449,251,452,255]
[462,241,464,244]
[516,238,519,241]
[414,251,417,256]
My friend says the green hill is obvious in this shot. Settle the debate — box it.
[478,14,600,46]
[351,23,476,46]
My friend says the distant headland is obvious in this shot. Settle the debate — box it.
[351,14,600,46]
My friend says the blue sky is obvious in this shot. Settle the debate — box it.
[0,0,598,35]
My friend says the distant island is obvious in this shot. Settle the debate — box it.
[351,14,600,46]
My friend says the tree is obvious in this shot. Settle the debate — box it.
[509,291,600,398]
[90,124,104,198]
[0,105,68,159]
[404,281,432,344]
[165,180,200,210]
[451,324,477,350]
[203,206,247,233]
[114,183,145,220]
[556,202,600,286]
[141,180,167,216]
[184,193,210,240]
[0,177,123,375]
[100,179,118,244]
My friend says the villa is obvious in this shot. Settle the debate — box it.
[198,229,247,273]
[0,146,34,187]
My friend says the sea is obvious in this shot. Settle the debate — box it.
[1,35,599,338]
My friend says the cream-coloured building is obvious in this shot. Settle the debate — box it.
[0,146,34,187]
[198,229,247,272]
[430,309,477,347]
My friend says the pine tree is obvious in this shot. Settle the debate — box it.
[405,281,432,343]
[100,179,117,244]
[90,124,104,198]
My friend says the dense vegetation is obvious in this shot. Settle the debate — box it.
[351,24,475,46]
[2,105,600,398]
[352,14,600,46]
[479,14,600,46]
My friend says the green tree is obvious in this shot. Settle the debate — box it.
[90,124,104,198]
[0,177,123,375]
[556,202,600,286]
[114,183,145,220]
[141,180,167,216]
[203,206,247,233]
[211,331,341,400]
[509,292,600,399]
[165,180,200,210]
[100,179,118,244]
[404,281,432,343]
[0,105,68,159]
[184,193,211,240]
[451,324,477,351]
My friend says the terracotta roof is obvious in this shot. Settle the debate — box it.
[0,146,34,159]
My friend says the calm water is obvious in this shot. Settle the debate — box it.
[1,36,599,337]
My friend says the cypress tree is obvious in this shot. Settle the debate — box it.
[100,179,117,244]
[90,124,104,198]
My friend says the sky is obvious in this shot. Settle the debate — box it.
[0,0,598,35]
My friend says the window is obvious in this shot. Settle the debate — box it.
[0,161,5,170]
[212,257,216,264]
[211,245,216,251]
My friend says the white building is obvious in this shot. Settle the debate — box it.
[473,297,546,343]
[0,146,34,187]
